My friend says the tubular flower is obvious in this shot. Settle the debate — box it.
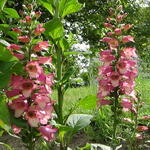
[39,125,57,141]
[7,44,22,50]
[33,24,45,35]
[32,41,50,52]
[18,36,30,43]
[5,4,56,142]
[25,61,43,78]
[97,5,138,112]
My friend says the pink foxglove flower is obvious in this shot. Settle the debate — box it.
[114,28,122,35]
[137,126,148,132]
[5,89,21,98]
[121,47,137,59]
[12,28,22,34]
[109,72,120,87]
[13,52,25,60]
[7,44,22,50]
[35,11,42,18]
[38,56,52,64]
[20,79,35,97]
[32,94,51,109]
[25,106,40,127]
[25,16,31,23]
[12,125,21,134]
[25,61,43,78]
[11,75,23,89]
[103,23,113,29]
[123,24,133,31]
[122,35,134,43]
[39,125,57,141]
[9,97,28,118]
[33,41,50,51]
[18,36,30,43]
[121,97,132,111]
[33,24,45,35]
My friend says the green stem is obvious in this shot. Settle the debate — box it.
[112,89,119,150]
[56,45,64,124]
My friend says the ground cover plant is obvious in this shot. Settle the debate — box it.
[1,0,150,150]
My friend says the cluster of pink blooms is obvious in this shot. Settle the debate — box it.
[5,6,57,141]
[97,6,138,113]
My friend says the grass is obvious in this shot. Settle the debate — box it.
[52,85,98,115]
[52,76,150,116]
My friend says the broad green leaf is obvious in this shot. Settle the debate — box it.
[67,114,93,131]
[0,61,22,88]
[0,61,16,88]
[58,125,73,140]
[6,31,18,41]
[79,95,97,110]
[44,18,64,39]
[0,45,18,61]
[0,94,11,132]
[0,0,7,10]
[0,24,10,31]
[3,8,20,18]
[59,38,70,51]
[10,117,27,128]
[59,0,83,18]
[40,0,54,15]
[0,39,10,47]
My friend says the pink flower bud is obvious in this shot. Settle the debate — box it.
[33,41,50,52]
[114,28,122,35]
[123,24,133,31]
[122,35,134,43]
[39,125,57,141]
[35,11,42,18]
[12,53,25,60]
[18,36,30,43]
[103,23,113,29]
[7,44,22,50]
[12,28,22,34]
[25,16,32,24]
[33,24,45,36]
[12,125,21,134]
[137,126,148,132]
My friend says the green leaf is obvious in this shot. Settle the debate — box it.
[66,114,93,131]
[58,125,73,141]
[40,0,54,15]
[3,8,20,18]
[44,18,64,39]
[0,39,10,47]
[0,24,10,31]
[0,61,22,88]
[11,117,27,128]
[79,95,97,110]
[0,45,18,61]
[0,94,11,132]
[59,0,83,18]
[0,142,14,150]
[0,0,7,10]
[59,38,70,51]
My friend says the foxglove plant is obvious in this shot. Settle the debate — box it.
[98,5,138,149]
[5,4,57,150]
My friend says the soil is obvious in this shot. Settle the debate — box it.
[0,132,150,150]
